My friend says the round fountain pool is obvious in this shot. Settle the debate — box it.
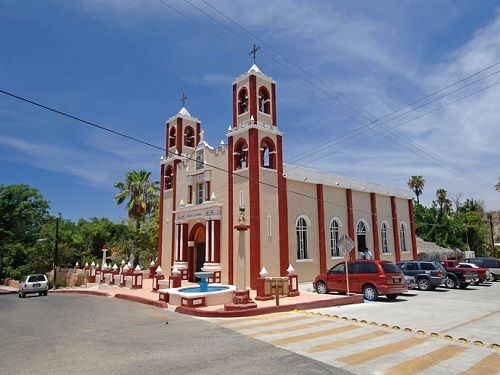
[179,285,230,293]
[165,284,236,307]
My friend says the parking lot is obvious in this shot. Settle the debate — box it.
[311,280,500,344]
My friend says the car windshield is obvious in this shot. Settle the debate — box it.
[381,263,401,274]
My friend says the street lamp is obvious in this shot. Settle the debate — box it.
[53,213,62,290]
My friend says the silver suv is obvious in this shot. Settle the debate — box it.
[19,274,49,298]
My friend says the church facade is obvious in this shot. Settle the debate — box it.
[157,65,417,288]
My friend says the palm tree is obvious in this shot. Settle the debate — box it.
[407,176,425,204]
[114,170,159,266]
[436,188,452,213]
[114,170,159,231]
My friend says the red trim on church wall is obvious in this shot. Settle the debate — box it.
[249,75,257,123]
[391,196,401,262]
[227,136,234,284]
[176,118,183,154]
[317,184,326,273]
[277,135,289,275]
[170,160,179,270]
[214,220,221,263]
[232,84,237,129]
[370,193,380,260]
[408,200,418,260]
[271,83,277,126]
[346,189,355,260]
[165,123,169,154]
[248,128,261,289]
[196,122,201,145]
[157,164,165,266]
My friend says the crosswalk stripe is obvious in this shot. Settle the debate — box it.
[460,353,500,375]
[337,337,427,365]
[250,319,333,338]
[228,315,312,331]
[384,344,467,375]
[305,330,390,353]
[271,325,359,346]
[216,312,292,325]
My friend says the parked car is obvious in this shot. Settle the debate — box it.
[396,260,446,291]
[457,262,489,284]
[438,261,477,289]
[19,274,49,298]
[313,260,407,301]
[461,258,500,281]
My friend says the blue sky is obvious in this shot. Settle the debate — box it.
[1,0,499,221]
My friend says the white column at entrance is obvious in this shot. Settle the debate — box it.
[174,224,179,261]
[180,224,184,261]
[211,219,215,262]
[205,220,210,262]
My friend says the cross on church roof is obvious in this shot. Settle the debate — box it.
[180,93,187,107]
[249,44,260,64]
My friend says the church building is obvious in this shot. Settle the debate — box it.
[157,64,417,288]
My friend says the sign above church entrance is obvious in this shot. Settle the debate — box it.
[175,204,222,223]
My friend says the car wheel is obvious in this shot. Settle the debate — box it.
[316,281,328,294]
[486,273,495,282]
[363,285,379,301]
[386,294,398,301]
[417,278,432,291]
[445,276,457,289]
[39,292,43,296]
[44,291,48,296]
[459,283,468,289]
[18,293,22,298]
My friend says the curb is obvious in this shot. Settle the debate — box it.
[175,294,364,318]
[51,290,111,297]
[114,294,168,309]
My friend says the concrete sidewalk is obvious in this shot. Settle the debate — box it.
[52,278,364,317]
[0,285,18,294]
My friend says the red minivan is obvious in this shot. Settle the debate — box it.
[313,260,407,301]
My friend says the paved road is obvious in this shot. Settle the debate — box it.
[0,294,349,375]
[208,311,499,375]
[309,281,500,343]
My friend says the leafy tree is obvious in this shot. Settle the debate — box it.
[495,178,500,192]
[0,184,50,279]
[407,176,425,204]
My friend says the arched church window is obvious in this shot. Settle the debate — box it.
[169,127,176,149]
[260,137,276,169]
[296,216,310,260]
[400,222,408,252]
[164,166,173,190]
[329,218,341,257]
[381,222,390,254]
[234,139,248,170]
[258,86,271,114]
[184,126,195,147]
[356,219,368,253]
[238,87,248,115]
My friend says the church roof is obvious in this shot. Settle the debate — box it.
[233,64,276,84]
[248,64,262,73]
[283,164,412,199]
[178,107,192,117]
[167,106,200,123]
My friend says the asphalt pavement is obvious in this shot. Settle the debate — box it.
[0,293,351,375]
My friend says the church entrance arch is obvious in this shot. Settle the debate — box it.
[188,223,206,281]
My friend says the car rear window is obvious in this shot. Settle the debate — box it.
[381,263,401,274]
[484,259,499,268]
[36,275,46,282]
[28,276,38,282]
[433,262,447,272]
[420,263,437,270]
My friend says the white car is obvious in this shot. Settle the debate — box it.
[19,274,49,298]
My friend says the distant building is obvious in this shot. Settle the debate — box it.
[157,65,417,286]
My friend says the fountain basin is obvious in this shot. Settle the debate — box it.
[166,284,236,306]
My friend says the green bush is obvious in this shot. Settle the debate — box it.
[48,278,67,289]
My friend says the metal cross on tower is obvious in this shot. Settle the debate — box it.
[180,93,187,107]
[249,44,260,64]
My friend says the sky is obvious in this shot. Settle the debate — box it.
[1,0,500,222]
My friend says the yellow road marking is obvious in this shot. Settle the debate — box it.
[385,344,467,375]
[461,353,500,375]
[230,315,312,331]
[337,337,427,365]
[271,325,359,346]
[306,331,390,353]
[250,319,333,338]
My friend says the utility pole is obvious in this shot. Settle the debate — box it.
[488,213,495,256]
[53,213,61,290]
